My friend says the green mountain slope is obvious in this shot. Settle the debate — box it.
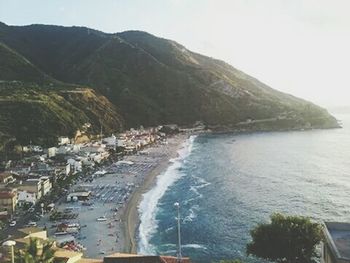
[0,34,124,148]
[0,22,339,135]
[0,82,124,147]
[0,42,53,83]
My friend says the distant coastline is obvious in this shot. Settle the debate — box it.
[207,118,341,134]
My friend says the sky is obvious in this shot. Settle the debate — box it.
[1,0,349,108]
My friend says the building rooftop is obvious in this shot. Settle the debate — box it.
[104,253,144,258]
[104,253,191,263]
[17,227,45,236]
[68,191,91,197]
[324,222,350,260]
[0,172,13,181]
[77,259,103,263]
[0,191,16,198]
[21,179,41,186]
[54,249,83,259]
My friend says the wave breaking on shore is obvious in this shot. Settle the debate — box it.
[137,135,197,254]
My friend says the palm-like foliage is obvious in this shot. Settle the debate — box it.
[40,241,55,263]
[15,238,55,263]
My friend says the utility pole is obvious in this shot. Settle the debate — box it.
[174,202,182,263]
[100,122,103,144]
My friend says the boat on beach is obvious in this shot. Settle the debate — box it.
[96,216,107,222]
[55,231,69,236]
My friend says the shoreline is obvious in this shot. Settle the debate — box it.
[122,133,189,253]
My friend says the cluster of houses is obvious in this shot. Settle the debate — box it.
[0,126,163,220]
[0,226,192,262]
[0,125,194,262]
[0,173,52,218]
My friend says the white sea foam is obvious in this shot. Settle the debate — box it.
[165,226,175,233]
[158,243,207,254]
[189,175,211,199]
[192,174,211,189]
[181,244,207,250]
[162,249,177,254]
[183,205,199,223]
[189,185,202,198]
[138,135,197,255]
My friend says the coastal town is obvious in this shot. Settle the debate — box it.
[0,123,196,262]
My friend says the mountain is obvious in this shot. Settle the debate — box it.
[0,81,124,148]
[0,42,53,84]
[0,22,339,147]
[0,29,124,148]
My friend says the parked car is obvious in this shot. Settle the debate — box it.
[28,221,37,227]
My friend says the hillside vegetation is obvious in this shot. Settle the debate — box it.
[0,82,124,147]
[0,22,339,147]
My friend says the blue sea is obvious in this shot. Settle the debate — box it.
[138,113,350,263]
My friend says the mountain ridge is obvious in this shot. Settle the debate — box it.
[0,22,340,148]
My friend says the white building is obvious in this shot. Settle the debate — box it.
[18,190,37,205]
[80,145,105,154]
[58,137,70,145]
[48,147,57,158]
[103,134,117,149]
[67,159,83,174]
[104,134,116,144]
[91,151,109,163]
[40,176,52,196]
[72,145,81,153]
[57,146,71,155]
[19,177,52,200]
[65,163,71,176]
[32,145,43,152]
[80,157,95,168]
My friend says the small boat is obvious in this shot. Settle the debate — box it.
[55,231,68,236]
[96,216,107,222]
[67,223,80,228]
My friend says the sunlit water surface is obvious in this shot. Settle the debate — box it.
[138,113,350,262]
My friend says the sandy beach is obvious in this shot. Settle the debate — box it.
[122,133,188,253]
[38,133,188,258]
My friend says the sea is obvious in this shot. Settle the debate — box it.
[138,112,350,263]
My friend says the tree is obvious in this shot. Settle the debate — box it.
[16,238,55,263]
[246,213,323,263]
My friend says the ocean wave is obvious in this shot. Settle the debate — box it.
[159,243,207,252]
[192,174,211,189]
[162,249,177,254]
[161,243,176,248]
[138,135,197,255]
[165,226,175,233]
[182,244,207,250]
[188,174,211,200]
[189,185,203,199]
[183,205,200,223]
[183,197,196,205]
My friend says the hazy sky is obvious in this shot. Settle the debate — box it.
[1,0,349,107]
